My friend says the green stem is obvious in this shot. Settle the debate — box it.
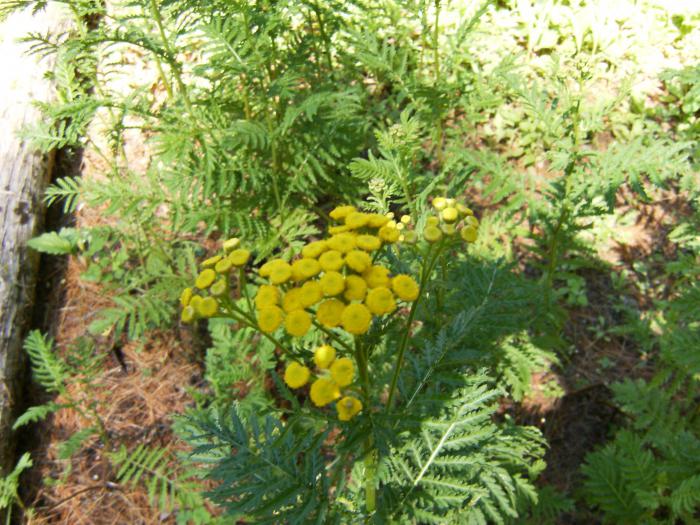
[385,240,445,411]
[355,337,376,514]
[433,0,444,168]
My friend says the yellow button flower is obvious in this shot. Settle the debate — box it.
[180,287,193,307]
[344,275,368,301]
[285,309,312,337]
[181,305,195,324]
[363,265,391,289]
[195,269,217,289]
[341,303,372,335]
[313,345,336,369]
[291,258,321,280]
[345,250,372,273]
[300,281,323,307]
[222,237,240,252]
[426,216,440,227]
[269,261,293,285]
[189,295,202,312]
[337,396,363,421]
[432,197,447,211]
[316,299,346,327]
[196,297,218,318]
[302,240,328,259]
[330,357,354,386]
[284,362,311,389]
[210,278,228,297]
[461,226,478,243]
[257,306,284,333]
[356,234,382,252]
[441,224,456,236]
[457,203,473,216]
[320,271,345,296]
[465,215,479,228]
[201,255,222,268]
[283,287,305,313]
[367,214,390,228]
[378,225,400,243]
[255,285,280,309]
[400,214,412,224]
[392,275,419,301]
[442,207,459,223]
[259,259,286,277]
[423,225,443,243]
[215,257,233,273]
[366,286,397,315]
[345,211,370,229]
[329,205,356,220]
[229,249,251,267]
[329,224,352,235]
[327,233,356,254]
[319,250,345,271]
[310,377,341,407]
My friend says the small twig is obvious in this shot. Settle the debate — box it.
[44,482,122,511]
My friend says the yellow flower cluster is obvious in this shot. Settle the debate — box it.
[283,345,363,421]
[423,197,480,243]
[254,205,420,337]
[180,238,250,323]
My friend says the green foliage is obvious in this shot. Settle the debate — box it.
[110,444,214,524]
[582,278,700,523]
[0,453,32,525]
[186,407,333,524]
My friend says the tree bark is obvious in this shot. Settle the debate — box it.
[0,3,70,496]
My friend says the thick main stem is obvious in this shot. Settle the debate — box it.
[355,338,376,514]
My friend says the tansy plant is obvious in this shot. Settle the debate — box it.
[179,199,545,522]
[180,201,477,420]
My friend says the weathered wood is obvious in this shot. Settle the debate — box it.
[0,3,71,491]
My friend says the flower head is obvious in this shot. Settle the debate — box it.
[378,225,400,243]
[392,275,419,301]
[461,226,478,243]
[302,240,328,259]
[283,287,305,313]
[337,396,363,421]
[269,261,292,285]
[257,306,284,333]
[356,234,382,252]
[344,275,368,301]
[314,345,336,369]
[345,211,370,229]
[319,250,345,272]
[285,310,311,337]
[366,214,390,228]
[316,299,345,327]
[201,255,222,268]
[363,265,391,289]
[330,357,354,386]
[327,233,356,254]
[366,286,397,315]
[441,207,459,223]
[300,281,323,307]
[215,257,233,273]
[229,249,251,267]
[255,285,280,309]
[320,271,345,296]
[180,287,193,307]
[310,377,341,406]
[222,237,240,252]
[284,362,310,389]
[329,205,356,221]
[345,250,372,273]
[196,297,218,318]
[341,303,372,334]
[423,225,443,243]
[432,197,447,211]
[195,269,217,289]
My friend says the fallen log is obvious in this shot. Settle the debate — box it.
[0,2,71,497]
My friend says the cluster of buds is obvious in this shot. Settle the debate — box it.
[422,197,479,244]
[180,238,249,323]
